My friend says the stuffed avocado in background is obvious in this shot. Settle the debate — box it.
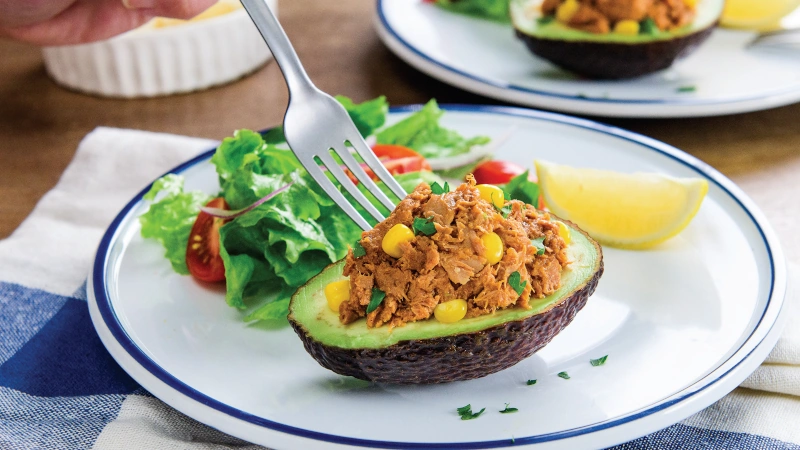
[432,0,725,79]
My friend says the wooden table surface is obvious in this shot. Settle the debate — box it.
[1,0,799,240]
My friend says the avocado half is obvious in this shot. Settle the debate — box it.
[511,0,723,79]
[288,220,603,384]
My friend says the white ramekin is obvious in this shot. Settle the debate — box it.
[41,1,275,98]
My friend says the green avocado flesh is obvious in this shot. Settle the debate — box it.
[289,222,599,350]
[511,0,722,43]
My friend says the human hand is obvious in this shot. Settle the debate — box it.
[0,0,218,46]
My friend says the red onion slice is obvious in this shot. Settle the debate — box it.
[200,182,294,219]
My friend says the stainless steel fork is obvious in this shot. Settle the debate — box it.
[240,0,407,231]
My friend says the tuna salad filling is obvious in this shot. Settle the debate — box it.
[340,178,569,329]
[541,0,696,34]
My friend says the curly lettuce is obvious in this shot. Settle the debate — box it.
[376,99,490,159]
[139,175,211,274]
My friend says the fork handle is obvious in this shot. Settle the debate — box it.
[240,0,316,97]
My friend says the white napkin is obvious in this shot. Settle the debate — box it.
[1,127,798,448]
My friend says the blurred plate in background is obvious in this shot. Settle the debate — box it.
[375,0,800,118]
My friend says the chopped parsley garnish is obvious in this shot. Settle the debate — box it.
[499,403,518,414]
[497,203,513,219]
[531,236,546,255]
[430,181,450,195]
[677,85,697,93]
[412,216,437,236]
[557,371,570,380]
[366,287,386,313]
[590,355,608,367]
[508,271,527,296]
[536,15,555,25]
[352,241,366,258]
[457,404,485,420]
[640,17,658,35]
[526,379,537,386]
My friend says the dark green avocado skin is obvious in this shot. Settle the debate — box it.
[515,24,715,79]
[289,237,603,384]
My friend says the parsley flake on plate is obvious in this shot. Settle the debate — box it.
[590,355,608,366]
[457,404,485,420]
[526,379,537,386]
[499,403,518,414]
[558,371,570,380]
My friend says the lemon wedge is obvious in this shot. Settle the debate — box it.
[535,160,708,249]
[720,0,800,31]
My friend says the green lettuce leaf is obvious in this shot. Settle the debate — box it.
[139,174,211,275]
[376,99,490,159]
[434,0,510,22]
[335,95,389,137]
[502,170,541,205]
[212,131,362,317]
[252,96,388,145]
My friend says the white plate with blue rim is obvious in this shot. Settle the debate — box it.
[374,0,800,118]
[88,105,787,449]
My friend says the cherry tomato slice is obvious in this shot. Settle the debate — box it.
[371,144,432,176]
[186,197,229,283]
[472,160,526,185]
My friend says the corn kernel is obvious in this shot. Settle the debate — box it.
[556,0,580,23]
[382,223,415,258]
[476,184,505,208]
[325,280,350,312]
[434,299,468,323]
[683,0,697,7]
[614,19,640,35]
[556,221,571,245]
[481,232,504,265]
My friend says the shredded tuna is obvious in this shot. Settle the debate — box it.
[542,0,695,33]
[340,178,569,329]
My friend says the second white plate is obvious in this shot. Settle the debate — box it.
[375,0,800,118]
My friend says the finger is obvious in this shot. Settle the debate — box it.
[1,0,154,46]
[0,0,75,28]
[124,0,218,20]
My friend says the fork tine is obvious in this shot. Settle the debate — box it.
[348,135,408,200]
[301,158,372,231]
[317,152,387,224]
[331,144,396,211]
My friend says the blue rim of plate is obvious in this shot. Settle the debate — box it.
[375,0,800,106]
[92,105,783,449]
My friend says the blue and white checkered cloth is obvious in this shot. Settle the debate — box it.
[1,128,798,449]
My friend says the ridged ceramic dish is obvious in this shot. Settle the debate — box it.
[42,0,276,98]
